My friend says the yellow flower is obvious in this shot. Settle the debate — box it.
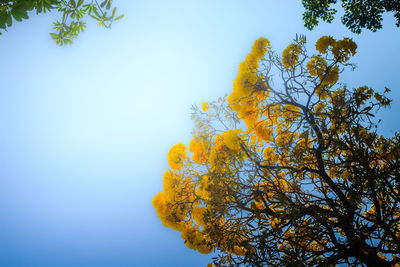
[209,148,222,171]
[167,143,187,170]
[306,56,327,77]
[201,102,209,112]
[263,146,277,165]
[269,217,280,229]
[321,65,339,86]
[152,191,184,232]
[180,223,212,254]
[247,37,270,68]
[283,104,301,121]
[254,122,273,142]
[282,43,301,68]
[192,206,206,227]
[229,37,270,112]
[189,137,208,164]
[314,101,326,114]
[377,253,387,260]
[196,175,211,200]
[152,192,167,215]
[315,36,336,54]
[221,129,242,151]
[332,38,357,62]
[232,245,247,256]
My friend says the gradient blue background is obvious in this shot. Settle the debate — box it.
[1,0,399,266]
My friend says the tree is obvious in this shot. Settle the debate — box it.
[302,0,400,33]
[0,0,123,45]
[153,35,400,266]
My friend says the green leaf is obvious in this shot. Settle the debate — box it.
[6,14,12,27]
[100,0,107,8]
[114,14,124,21]
[0,12,8,27]
[11,10,22,21]
[12,7,29,21]
[89,14,98,20]
[49,32,59,39]
[62,11,67,22]
[92,7,101,18]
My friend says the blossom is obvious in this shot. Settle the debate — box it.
[247,37,270,68]
[229,37,270,113]
[152,191,184,231]
[189,137,208,164]
[306,56,327,77]
[201,102,209,112]
[180,223,213,254]
[315,36,336,54]
[306,55,338,87]
[221,129,242,151]
[254,122,273,142]
[332,38,357,62]
[283,104,301,121]
[322,65,339,86]
[282,43,301,68]
[167,142,187,170]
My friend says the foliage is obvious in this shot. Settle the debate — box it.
[302,0,400,33]
[0,0,123,45]
[153,35,400,266]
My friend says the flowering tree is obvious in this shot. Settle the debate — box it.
[153,35,400,266]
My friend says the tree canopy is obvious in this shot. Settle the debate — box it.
[302,0,400,33]
[153,35,400,266]
[0,0,123,45]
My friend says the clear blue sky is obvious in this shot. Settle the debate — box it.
[0,0,399,266]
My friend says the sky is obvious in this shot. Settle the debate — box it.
[0,0,399,266]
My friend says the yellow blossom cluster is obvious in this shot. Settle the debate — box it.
[189,135,209,164]
[315,36,336,54]
[167,142,187,170]
[308,36,357,92]
[282,43,302,68]
[155,132,249,255]
[221,129,242,151]
[263,146,277,165]
[315,35,357,63]
[201,102,209,112]
[196,175,211,201]
[365,204,377,220]
[153,170,213,253]
[227,37,270,130]
[208,130,246,171]
[153,171,193,231]
[180,223,212,254]
[306,55,327,77]
[354,86,374,107]
[254,121,273,142]
[209,137,229,171]
[321,65,339,86]
[282,104,301,121]
[332,38,357,62]
[307,55,338,88]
